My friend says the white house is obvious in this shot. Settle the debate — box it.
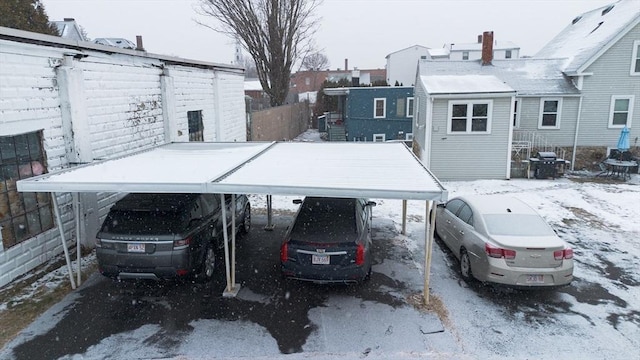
[385,45,430,87]
[0,26,246,288]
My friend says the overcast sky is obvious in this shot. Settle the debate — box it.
[43,0,620,70]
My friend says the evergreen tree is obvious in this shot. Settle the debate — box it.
[0,0,59,36]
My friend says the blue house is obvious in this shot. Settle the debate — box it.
[323,86,414,142]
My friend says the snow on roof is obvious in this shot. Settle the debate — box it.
[244,80,263,91]
[17,142,447,201]
[418,59,580,96]
[535,0,640,73]
[420,75,514,95]
[427,48,450,57]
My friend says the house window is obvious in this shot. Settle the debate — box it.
[187,110,204,141]
[632,40,640,75]
[0,131,53,249]
[462,51,469,60]
[538,98,562,129]
[448,100,492,134]
[513,99,520,128]
[373,134,386,142]
[505,50,512,59]
[305,77,311,86]
[608,95,635,128]
[407,97,415,117]
[397,98,406,117]
[374,98,386,118]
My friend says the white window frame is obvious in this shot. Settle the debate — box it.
[373,133,386,142]
[462,51,469,60]
[374,98,386,118]
[406,97,415,117]
[631,40,640,76]
[446,100,493,134]
[608,95,635,128]
[513,99,520,128]
[538,98,562,129]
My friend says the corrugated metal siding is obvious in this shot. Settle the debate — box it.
[577,24,640,147]
[429,97,512,180]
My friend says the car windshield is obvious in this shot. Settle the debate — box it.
[100,210,186,235]
[483,214,556,236]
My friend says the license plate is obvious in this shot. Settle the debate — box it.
[312,254,330,265]
[526,274,544,284]
[127,243,145,253]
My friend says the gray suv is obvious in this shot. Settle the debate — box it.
[96,193,250,281]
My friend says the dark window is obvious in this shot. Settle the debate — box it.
[462,51,469,60]
[188,110,204,142]
[445,199,465,215]
[451,104,468,132]
[505,50,512,59]
[1,131,53,249]
[457,205,473,225]
[541,100,559,127]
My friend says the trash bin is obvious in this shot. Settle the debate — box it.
[535,151,557,179]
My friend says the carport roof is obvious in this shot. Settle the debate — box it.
[17,142,448,201]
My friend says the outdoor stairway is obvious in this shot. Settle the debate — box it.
[327,124,347,141]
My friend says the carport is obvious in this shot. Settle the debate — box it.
[17,141,447,303]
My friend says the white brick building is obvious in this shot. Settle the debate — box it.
[0,27,246,288]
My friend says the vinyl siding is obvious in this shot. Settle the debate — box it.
[577,23,640,147]
[345,87,414,142]
[516,96,581,147]
[429,97,512,180]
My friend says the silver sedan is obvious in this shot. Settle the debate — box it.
[434,195,573,287]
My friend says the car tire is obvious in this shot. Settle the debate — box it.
[460,248,473,282]
[240,203,251,234]
[196,245,216,282]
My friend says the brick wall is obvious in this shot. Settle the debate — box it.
[249,102,310,141]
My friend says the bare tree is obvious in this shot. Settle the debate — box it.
[301,51,329,71]
[197,0,322,107]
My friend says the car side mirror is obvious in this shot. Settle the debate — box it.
[293,199,302,204]
[366,201,377,207]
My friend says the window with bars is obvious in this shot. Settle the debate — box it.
[0,131,53,249]
[188,110,204,141]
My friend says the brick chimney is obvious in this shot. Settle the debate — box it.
[136,35,145,51]
[481,31,494,66]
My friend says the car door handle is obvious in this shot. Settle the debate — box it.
[446,220,451,224]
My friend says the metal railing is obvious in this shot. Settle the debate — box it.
[513,130,566,160]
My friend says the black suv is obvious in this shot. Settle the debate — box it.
[96,193,250,281]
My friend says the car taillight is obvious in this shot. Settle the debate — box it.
[485,243,516,259]
[280,242,288,262]
[173,237,191,249]
[555,248,573,260]
[356,244,365,265]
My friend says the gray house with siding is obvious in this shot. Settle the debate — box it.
[0,27,246,288]
[413,0,639,180]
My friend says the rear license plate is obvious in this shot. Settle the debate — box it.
[526,274,544,284]
[312,254,330,265]
[127,243,145,253]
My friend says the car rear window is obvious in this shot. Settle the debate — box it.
[291,198,357,243]
[483,214,556,236]
[100,210,187,235]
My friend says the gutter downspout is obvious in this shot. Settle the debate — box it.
[506,96,516,179]
[572,96,584,171]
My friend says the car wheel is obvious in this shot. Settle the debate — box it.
[460,248,473,282]
[240,203,251,234]
[196,246,216,282]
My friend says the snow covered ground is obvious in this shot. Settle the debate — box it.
[1,129,639,359]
